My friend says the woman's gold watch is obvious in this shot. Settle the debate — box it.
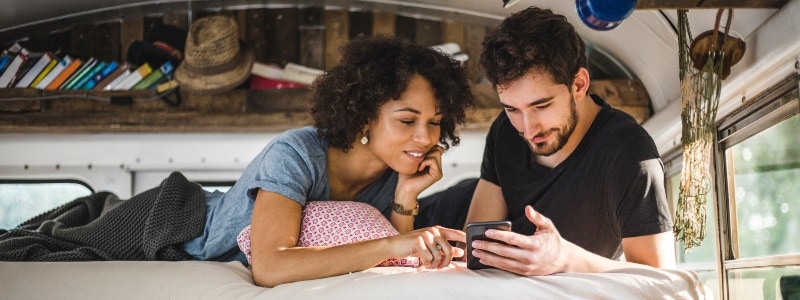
[391,201,419,216]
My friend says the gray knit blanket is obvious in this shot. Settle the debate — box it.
[0,172,206,261]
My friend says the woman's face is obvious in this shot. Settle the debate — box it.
[366,74,442,175]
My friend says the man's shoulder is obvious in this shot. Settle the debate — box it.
[594,99,653,143]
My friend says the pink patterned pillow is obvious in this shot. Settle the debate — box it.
[236,201,419,267]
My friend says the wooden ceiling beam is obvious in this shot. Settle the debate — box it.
[636,0,787,9]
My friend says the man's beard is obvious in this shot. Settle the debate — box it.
[527,96,578,156]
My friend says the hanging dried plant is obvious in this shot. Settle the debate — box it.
[674,9,728,251]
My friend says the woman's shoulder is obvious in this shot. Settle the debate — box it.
[270,126,327,157]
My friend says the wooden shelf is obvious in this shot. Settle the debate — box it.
[0,79,649,133]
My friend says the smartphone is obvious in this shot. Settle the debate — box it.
[465,220,512,270]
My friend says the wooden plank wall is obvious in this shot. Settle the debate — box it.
[0,6,651,133]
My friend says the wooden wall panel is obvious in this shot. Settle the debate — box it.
[299,7,325,69]
[46,30,73,57]
[264,8,300,66]
[246,9,268,63]
[394,15,416,43]
[349,10,373,39]
[143,16,164,39]
[120,17,145,61]
[414,18,441,47]
[163,12,189,30]
[70,24,95,60]
[24,32,50,54]
[463,24,487,82]
[324,10,349,70]
[95,21,121,62]
[372,12,395,36]
[442,22,465,51]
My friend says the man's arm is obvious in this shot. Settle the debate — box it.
[462,179,508,230]
[622,232,676,268]
[471,206,657,275]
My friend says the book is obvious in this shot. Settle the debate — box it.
[15,52,54,88]
[70,61,107,90]
[60,58,97,90]
[0,55,11,75]
[29,57,58,88]
[35,55,74,90]
[0,47,30,88]
[45,57,82,90]
[102,67,132,91]
[82,61,119,90]
[250,61,319,86]
[10,52,44,87]
[92,62,129,90]
[250,62,285,79]
[281,63,323,85]
[110,62,152,90]
[132,61,173,90]
[249,74,306,90]
[155,79,179,93]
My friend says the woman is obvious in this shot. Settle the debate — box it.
[183,36,475,287]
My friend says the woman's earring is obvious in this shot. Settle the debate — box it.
[360,132,369,145]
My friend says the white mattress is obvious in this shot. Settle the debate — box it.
[0,261,711,299]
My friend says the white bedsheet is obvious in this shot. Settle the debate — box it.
[0,261,711,299]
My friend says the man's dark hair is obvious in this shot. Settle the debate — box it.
[480,6,587,89]
[311,35,475,151]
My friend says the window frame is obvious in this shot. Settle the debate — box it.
[713,73,800,300]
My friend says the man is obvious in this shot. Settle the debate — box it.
[464,6,675,276]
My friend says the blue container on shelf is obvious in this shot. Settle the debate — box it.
[576,0,637,31]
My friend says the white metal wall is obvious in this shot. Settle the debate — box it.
[0,130,487,198]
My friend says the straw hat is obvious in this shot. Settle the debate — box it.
[175,15,255,93]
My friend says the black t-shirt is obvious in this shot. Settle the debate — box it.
[481,95,672,259]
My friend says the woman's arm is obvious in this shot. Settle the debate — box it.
[249,189,465,288]
[391,145,445,233]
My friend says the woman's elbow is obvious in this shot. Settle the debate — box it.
[252,267,283,288]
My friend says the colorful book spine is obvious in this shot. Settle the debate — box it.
[100,65,132,91]
[29,57,58,88]
[0,48,29,88]
[132,61,173,90]
[60,58,97,90]
[15,52,53,88]
[35,55,73,90]
[66,60,104,90]
[110,63,151,90]
[82,61,119,90]
[0,55,11,75]
[103,69,132,91]
[70,61,106,90]
[45,58,82,90]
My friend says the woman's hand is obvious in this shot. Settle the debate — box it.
[389,225,466,269]
[395,145,445,202]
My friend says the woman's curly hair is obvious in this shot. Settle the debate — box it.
[480,7,587,89]
[310,35,475,152]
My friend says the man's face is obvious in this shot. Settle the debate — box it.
[497,71,578,157]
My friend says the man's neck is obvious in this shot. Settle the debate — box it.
[535,95,602,168]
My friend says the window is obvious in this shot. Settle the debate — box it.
[716,74,800,300]
[0,180,93,229]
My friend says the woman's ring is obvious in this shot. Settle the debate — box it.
[435,244,442,251]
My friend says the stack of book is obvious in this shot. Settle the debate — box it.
[0,43,177,92]
[249,62,323,90]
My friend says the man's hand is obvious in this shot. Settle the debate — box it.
[469,206,571,275]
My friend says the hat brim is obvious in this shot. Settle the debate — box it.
[174,43,256,94]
